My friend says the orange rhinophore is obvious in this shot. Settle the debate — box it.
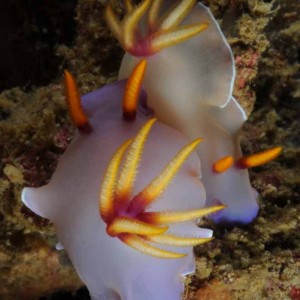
[237,146,282,168]
[99,118,223,258]
[123,59,147,120]
[213,156,234,173]
[64,70,91,133]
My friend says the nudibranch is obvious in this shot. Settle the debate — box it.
[22,61,223,299]
[106,0,282,224]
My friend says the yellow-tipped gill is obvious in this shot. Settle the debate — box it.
[98,119,219,259]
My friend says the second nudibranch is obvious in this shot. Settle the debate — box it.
[107,0,282,224]
[21,61,222,300]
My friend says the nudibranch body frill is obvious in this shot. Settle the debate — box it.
[22,76,220,300]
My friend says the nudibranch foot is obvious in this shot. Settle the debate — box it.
[105,0,208,56]
[99,118,222,258]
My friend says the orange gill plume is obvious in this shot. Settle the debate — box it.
[64,70,92,133]
[105,0,209,56]
[99,118,224,258]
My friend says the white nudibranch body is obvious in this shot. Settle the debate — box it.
[22,78,222,300]
[118,2,259,224]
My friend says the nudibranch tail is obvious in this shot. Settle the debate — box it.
[128,138,202,214]
[64,70,91,133]
[115,118,157,205]
[99,119,219,258]
[237,146,282,169]
[105,0,208,56]
[123,59,147,121]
